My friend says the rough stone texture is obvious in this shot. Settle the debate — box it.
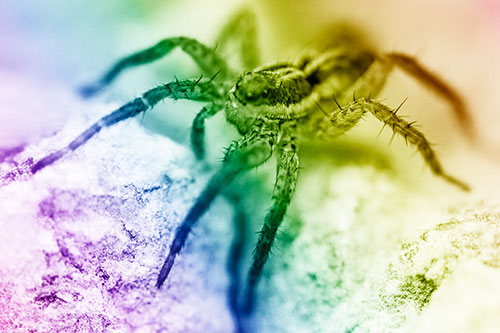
[383,208,500,332]
[0,102,235,332]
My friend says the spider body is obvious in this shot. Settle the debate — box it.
[11,8,474,330]
[227,38,385,142]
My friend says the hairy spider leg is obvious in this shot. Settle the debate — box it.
[80,37,233,98]
[385,52,475,140]
[31,79,220,174]
[350,97,469,190]
[191,103,224,160]
[156,119,278,288]
[216,7,260,70]
[309,58,392,139]
[243,126,300,314]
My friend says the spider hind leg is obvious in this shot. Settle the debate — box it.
[224,188,248,332]
[216,7,261,70]
[386,52,475,140]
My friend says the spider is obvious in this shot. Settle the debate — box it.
[23,7,471,322]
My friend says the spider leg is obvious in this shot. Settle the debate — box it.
[216,7,260,70]
[350,97,469,191]
[156,119,278,288]
[386,52,475,139]
[31,79,220,174]
[80,37,234,98]
[223,187,248,333]
[191,103,223,160]
[243,125,299,314]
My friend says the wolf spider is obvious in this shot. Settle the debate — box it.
[26,7,470,324]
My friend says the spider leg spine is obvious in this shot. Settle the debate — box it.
[377,124,387,138]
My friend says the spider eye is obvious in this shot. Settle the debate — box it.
[234,72,273,105]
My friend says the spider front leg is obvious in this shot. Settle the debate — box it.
[243,126,300,314]
[31,79,220,174]
[80,37,233,98]
[156,119,279,288]
[348,97,469,191]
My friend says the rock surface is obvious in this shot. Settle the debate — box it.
[0,102,235,332]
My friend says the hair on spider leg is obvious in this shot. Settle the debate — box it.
[194,74,204,85]
[314,100,329,117]
[332,94,343,110]
[393,97,409,115]
[208,69,222,84]
[388,131,398,146]
[377,124,387,138]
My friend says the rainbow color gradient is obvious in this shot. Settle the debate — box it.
[2,1,500,332]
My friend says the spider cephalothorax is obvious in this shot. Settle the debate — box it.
[15,7,473,330]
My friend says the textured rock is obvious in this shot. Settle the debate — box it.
[0,101,235,332]
[382,208,500,332]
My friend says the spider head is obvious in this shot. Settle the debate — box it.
[234,72,274,106]
[226,67,313,134]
